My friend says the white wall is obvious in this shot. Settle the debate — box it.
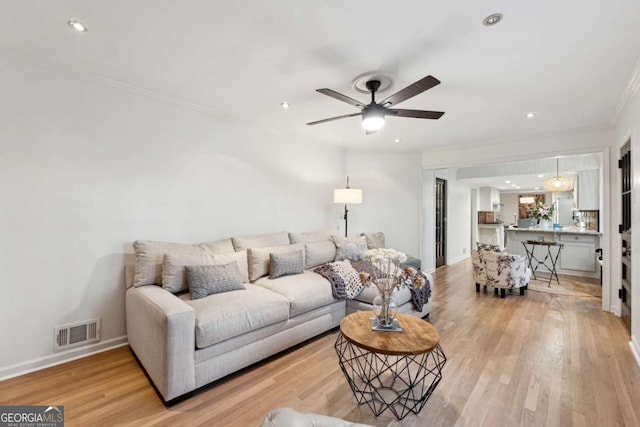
[0,56,345,377]
[344,151,422,256]
[613,74,640,364]
[421,168,471,272]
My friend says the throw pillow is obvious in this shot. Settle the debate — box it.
[133,240,207,287]
[332,235,367,261]
[248,243,305,281]
[476,242,502,252]
[362,232,386,249]
[304,241,337,268]
[269,250,304,279]
[163,250,250,293]
[163,252,216,293]
[186,262,245,300]
[132,238,235,287]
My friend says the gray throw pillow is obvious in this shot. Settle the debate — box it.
[269,250,304,279]
[186,262,245,300]
[335,244,366,261]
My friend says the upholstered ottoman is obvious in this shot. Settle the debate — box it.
[260,408,373,427]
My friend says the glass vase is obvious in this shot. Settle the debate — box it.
[373,290,398,327]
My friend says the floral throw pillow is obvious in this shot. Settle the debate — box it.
[476,242,501,252]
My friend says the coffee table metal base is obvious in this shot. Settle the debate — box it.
[334,332,446,420]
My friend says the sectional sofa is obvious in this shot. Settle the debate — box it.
[125,230,432,403]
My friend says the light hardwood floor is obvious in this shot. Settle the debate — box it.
[1,259,639,426]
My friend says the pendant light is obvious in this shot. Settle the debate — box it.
[543,157,574,192]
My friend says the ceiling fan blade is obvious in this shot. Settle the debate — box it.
[379,75,441,107]
[306,112,362,125]
[316,89,366,109]
[387,109,445,119]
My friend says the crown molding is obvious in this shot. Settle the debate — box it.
[612,56,640,124]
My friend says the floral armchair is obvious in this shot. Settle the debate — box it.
[471,250,488,292]
[483,251,531,298]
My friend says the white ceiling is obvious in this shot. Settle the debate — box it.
[2,1,639,151]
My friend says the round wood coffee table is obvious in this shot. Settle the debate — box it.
[334,311,446,420]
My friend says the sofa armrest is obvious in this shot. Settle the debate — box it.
[126,285,196,401]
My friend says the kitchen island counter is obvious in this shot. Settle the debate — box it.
[505,228,601,278]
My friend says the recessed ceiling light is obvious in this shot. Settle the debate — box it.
[483,13,503,26]
[394,138,402,143]
[537,174,544,178]
[505,180,511,184]
[534,186,540,190]
[526,112,537,119]
[280,102,291,109]
[68,20,88,32]
[516,186,521,189]
[511,184,516,187]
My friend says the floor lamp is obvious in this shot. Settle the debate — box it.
[333,177,362,237]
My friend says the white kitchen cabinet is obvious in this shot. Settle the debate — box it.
[478,186,501,211]
[559,234,596,272]
[577,170,599,210]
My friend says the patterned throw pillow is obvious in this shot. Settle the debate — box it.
[476,242,502,252]
[186,262,245,300]
[332,235,368,261]
[269,250,304,279]
[362,232,386,249]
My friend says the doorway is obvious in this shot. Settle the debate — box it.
[436,178,446,268]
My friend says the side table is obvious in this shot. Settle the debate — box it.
[521,240,564,287]
[334,311,446,420]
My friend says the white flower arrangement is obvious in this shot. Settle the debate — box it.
[359,248,426,295]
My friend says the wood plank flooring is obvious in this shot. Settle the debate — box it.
[1,259,639,426]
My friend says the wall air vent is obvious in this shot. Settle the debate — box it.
[53,318,100,351]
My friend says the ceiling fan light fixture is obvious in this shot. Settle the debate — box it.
[362,110,385,131]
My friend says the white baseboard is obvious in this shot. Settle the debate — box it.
[447,254,470,266]
[0,336,128,381]
[631,335,640,368]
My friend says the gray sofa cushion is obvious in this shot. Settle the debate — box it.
[254,270,338,317]
[185,284,290,348]
[232,232,290,252]
[288,229,335,244]
[132,239,234,287]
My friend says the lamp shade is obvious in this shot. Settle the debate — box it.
[333,188,362,204]
[543,176,574,192]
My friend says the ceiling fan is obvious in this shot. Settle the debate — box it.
[307,75,444,134]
